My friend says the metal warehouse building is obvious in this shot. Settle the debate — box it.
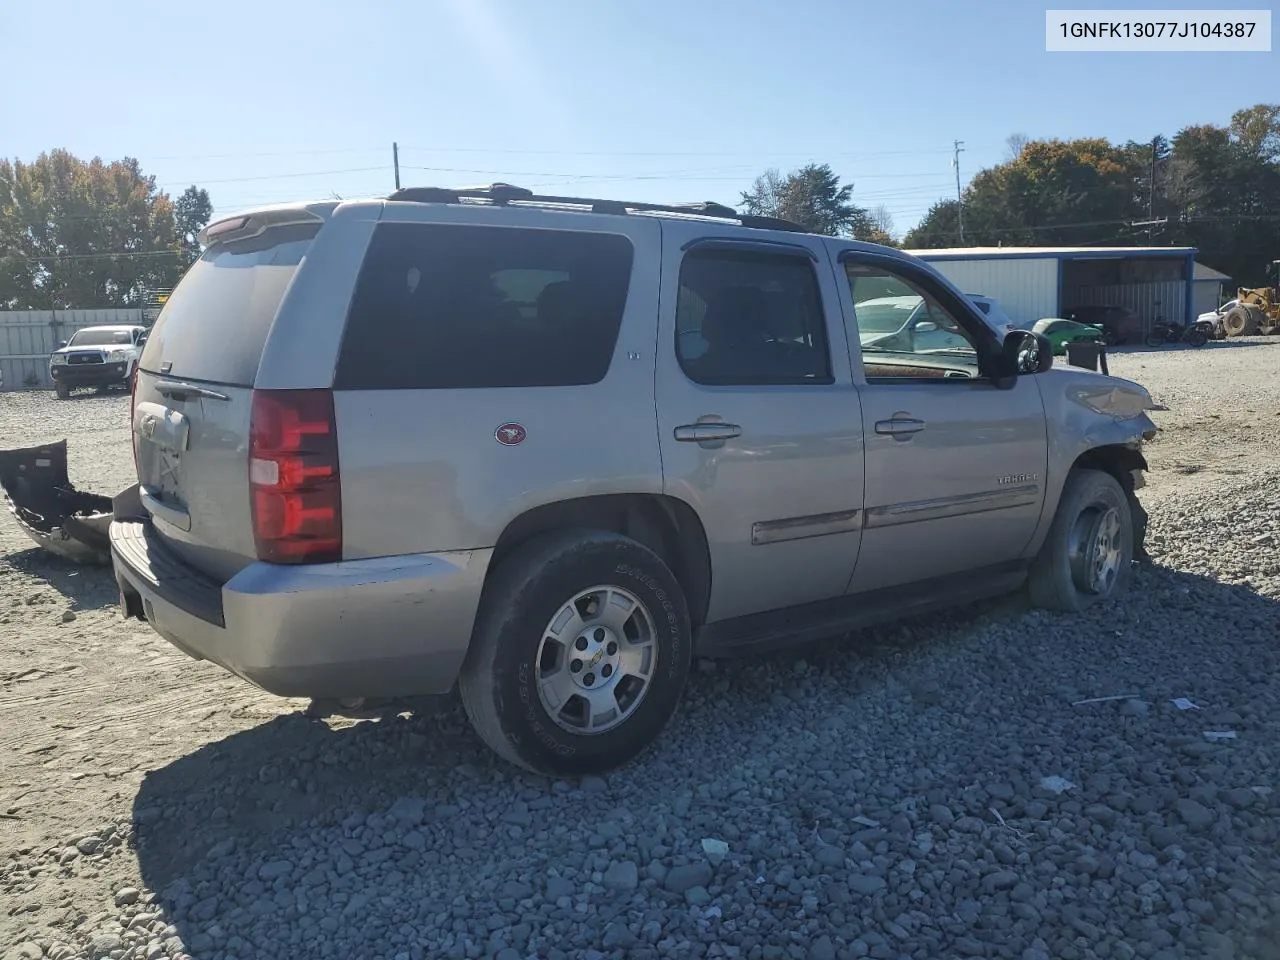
[902,246,1198,332]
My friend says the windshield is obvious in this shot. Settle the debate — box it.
[69,329,133,346]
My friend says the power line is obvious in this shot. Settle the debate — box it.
[156,166,387,187]
[1,249,184,263]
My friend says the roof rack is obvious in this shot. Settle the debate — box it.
[385,182,808,233]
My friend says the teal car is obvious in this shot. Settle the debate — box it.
[1031,318,1105,355]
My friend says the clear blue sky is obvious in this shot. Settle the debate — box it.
[3,0,1274,237]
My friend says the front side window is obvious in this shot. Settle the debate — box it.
[675,249,832,386]
[335,223,634,390]
[845,262,982,379]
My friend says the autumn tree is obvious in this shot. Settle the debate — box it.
[0,150,205,309]
[903,104,1280,284]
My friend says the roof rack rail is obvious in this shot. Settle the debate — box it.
[385,182,808,233]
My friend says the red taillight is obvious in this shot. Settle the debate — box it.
[249,389,342,564]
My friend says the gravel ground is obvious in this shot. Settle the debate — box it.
[2,340,1280,960]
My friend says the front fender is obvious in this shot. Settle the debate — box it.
[1025,369,1160,558]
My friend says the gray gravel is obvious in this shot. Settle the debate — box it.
[3,341,1280,960]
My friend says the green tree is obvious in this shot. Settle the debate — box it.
[1162,114,1280,285]
[740,163,892,243]
[905,138,1145,248]
[903,199,962,248]
[0,149,188,309]
[1230,103,1280,163]
[174,185,213,266]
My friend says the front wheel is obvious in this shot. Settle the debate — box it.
[459,530,692,776]
[55,381,71,399]
[1186,326,1209,347]
[1028,469,1134,612]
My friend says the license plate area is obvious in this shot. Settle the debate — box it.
[133,402,191,505]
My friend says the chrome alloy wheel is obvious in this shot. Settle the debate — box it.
[1068,505,1123,595]
[534,585,658,734]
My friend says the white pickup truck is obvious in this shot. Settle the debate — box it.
[49,325,148,399]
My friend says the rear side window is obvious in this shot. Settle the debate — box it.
[334,223,634,390]
[140,222,319,386]
[675,249,832,386]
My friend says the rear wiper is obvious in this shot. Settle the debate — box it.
[155,380,230,402]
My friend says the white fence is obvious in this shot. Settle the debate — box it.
[0,308,144,390]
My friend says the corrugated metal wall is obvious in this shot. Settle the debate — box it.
[1064,281,1187,325]
[1193,279,1225,319]
[914,258,1059,327]
[0,308,144,390]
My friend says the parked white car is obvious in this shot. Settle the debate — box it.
[49,325,148,399]
[1196,299,1235,339]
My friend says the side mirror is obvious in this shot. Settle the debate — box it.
[995,330,1052,384]
[914,320,939,334]
[57,340,67,349]
[137,334,148,346]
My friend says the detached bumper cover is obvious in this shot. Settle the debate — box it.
[110,509,492,699]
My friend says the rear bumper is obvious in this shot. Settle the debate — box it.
[110,518,492,699]
[52,362,129,385]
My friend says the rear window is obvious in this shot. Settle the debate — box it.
[139,222,319,385]
[333,222,634,390]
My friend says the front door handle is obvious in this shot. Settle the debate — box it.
[674,422,742,443]
[875,417,926,436]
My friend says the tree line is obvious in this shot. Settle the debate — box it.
[737,103,1279,287]
[905,103,1279,286]
[0,150,211,310]
[5,103,1276,310]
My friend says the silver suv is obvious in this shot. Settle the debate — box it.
[111,184,1158,776]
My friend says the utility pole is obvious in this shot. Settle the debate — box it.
[953,140,966,245]
[1148,136,1157,242]
[393,142,401,190]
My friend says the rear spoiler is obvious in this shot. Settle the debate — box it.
[199,204,331,247]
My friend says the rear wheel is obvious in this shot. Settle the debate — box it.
[1028,469,1134,613]
[1144,329,1166,348]
[1186,325,1209,347]
[459,530,692,776]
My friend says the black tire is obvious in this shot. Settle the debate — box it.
[1099,327,1118,347]
[55,382,71,399]
[1028,469,1134,613]
[1144,330,1165,348]
[1186,326,1209,347]
[459,529,692,776]
[1221,305,1260,337]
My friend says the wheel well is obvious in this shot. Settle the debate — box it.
[489,495,713,628]
[1073,443,1147,492]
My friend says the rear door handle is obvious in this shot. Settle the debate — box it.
[875,418,926,436]
[674,422,742,442]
